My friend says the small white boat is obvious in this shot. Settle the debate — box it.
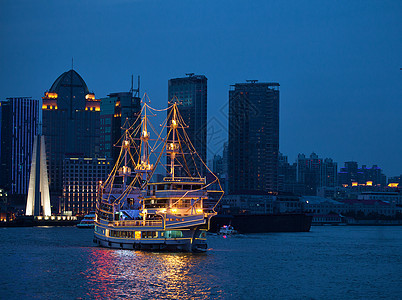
[77,212,95,228]
[218,225,237,235]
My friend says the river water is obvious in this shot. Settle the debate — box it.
[1,226,401,299]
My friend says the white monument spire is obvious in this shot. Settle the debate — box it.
[26,135,51,216]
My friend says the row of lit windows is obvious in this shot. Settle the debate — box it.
[108,230,183,239]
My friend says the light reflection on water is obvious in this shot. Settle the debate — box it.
[83,248,222,299]
[2,226,402,299]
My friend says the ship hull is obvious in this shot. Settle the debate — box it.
[210,213,312,233]
[94,235,207,252]
[93,223,208,252]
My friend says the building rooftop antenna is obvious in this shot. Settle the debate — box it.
[130,74,140,97]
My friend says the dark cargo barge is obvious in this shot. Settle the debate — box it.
[210,213,312,233]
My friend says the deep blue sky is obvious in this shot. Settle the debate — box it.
[1,0,401,176]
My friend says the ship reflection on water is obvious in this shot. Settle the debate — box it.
[83,248,221,299]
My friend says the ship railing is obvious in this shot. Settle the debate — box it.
[147,190,205,198]
[113,220,163,227]
[163,177,206,183]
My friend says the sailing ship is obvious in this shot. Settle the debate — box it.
[93,100,223,252]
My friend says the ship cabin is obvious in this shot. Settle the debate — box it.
[143,177,207,216]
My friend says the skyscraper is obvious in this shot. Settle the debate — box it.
[0,97,39,205]
[228,81,279,194]
[42,69,100,208]
[100,91,141,165]
[320,158,338,187]
[296,153,338,195]
[297,153,322,195]
[278,152,299,193]
[62,157,111,215]
[167,74,207,177]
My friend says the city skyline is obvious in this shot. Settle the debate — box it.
[0,1,401,176]
[1,67,401,179]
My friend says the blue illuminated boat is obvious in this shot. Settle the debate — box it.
[77,211,96,228]
[93,102,223,252]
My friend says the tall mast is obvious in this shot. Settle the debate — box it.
[170,104,178,180]
[142,104,149,171]
[122,127,130,189]
[135,103,152,183]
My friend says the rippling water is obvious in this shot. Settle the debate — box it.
[1,226,401,299]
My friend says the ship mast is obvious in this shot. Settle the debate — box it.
[141,105,150,180]
[134,103,153,183]
[170,104,179,180]
[122,124,131,190]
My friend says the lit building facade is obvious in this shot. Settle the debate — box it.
[167,74,207,177]
[100,91,141,165]
[228,81,279,194]
[0,97,39,205]
[388,175,401,188]
[42,69,100,208]
[338,161,386,187]
[62,157,111,215]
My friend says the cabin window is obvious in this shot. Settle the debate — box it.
[165,230,183,238]
[141,231,157,239]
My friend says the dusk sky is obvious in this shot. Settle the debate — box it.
[1,0,401,176]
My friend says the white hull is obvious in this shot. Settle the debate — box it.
[93,222,208,252]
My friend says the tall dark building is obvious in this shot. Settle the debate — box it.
[0,97,39,205]
[297,153,321,195]
[278,152,298,193]
[338,161,359,186]
[228,81,279,194]
[42,69,100,208]
[167,74,207,177]
[296,152,338,195]
[100,91,141,165]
